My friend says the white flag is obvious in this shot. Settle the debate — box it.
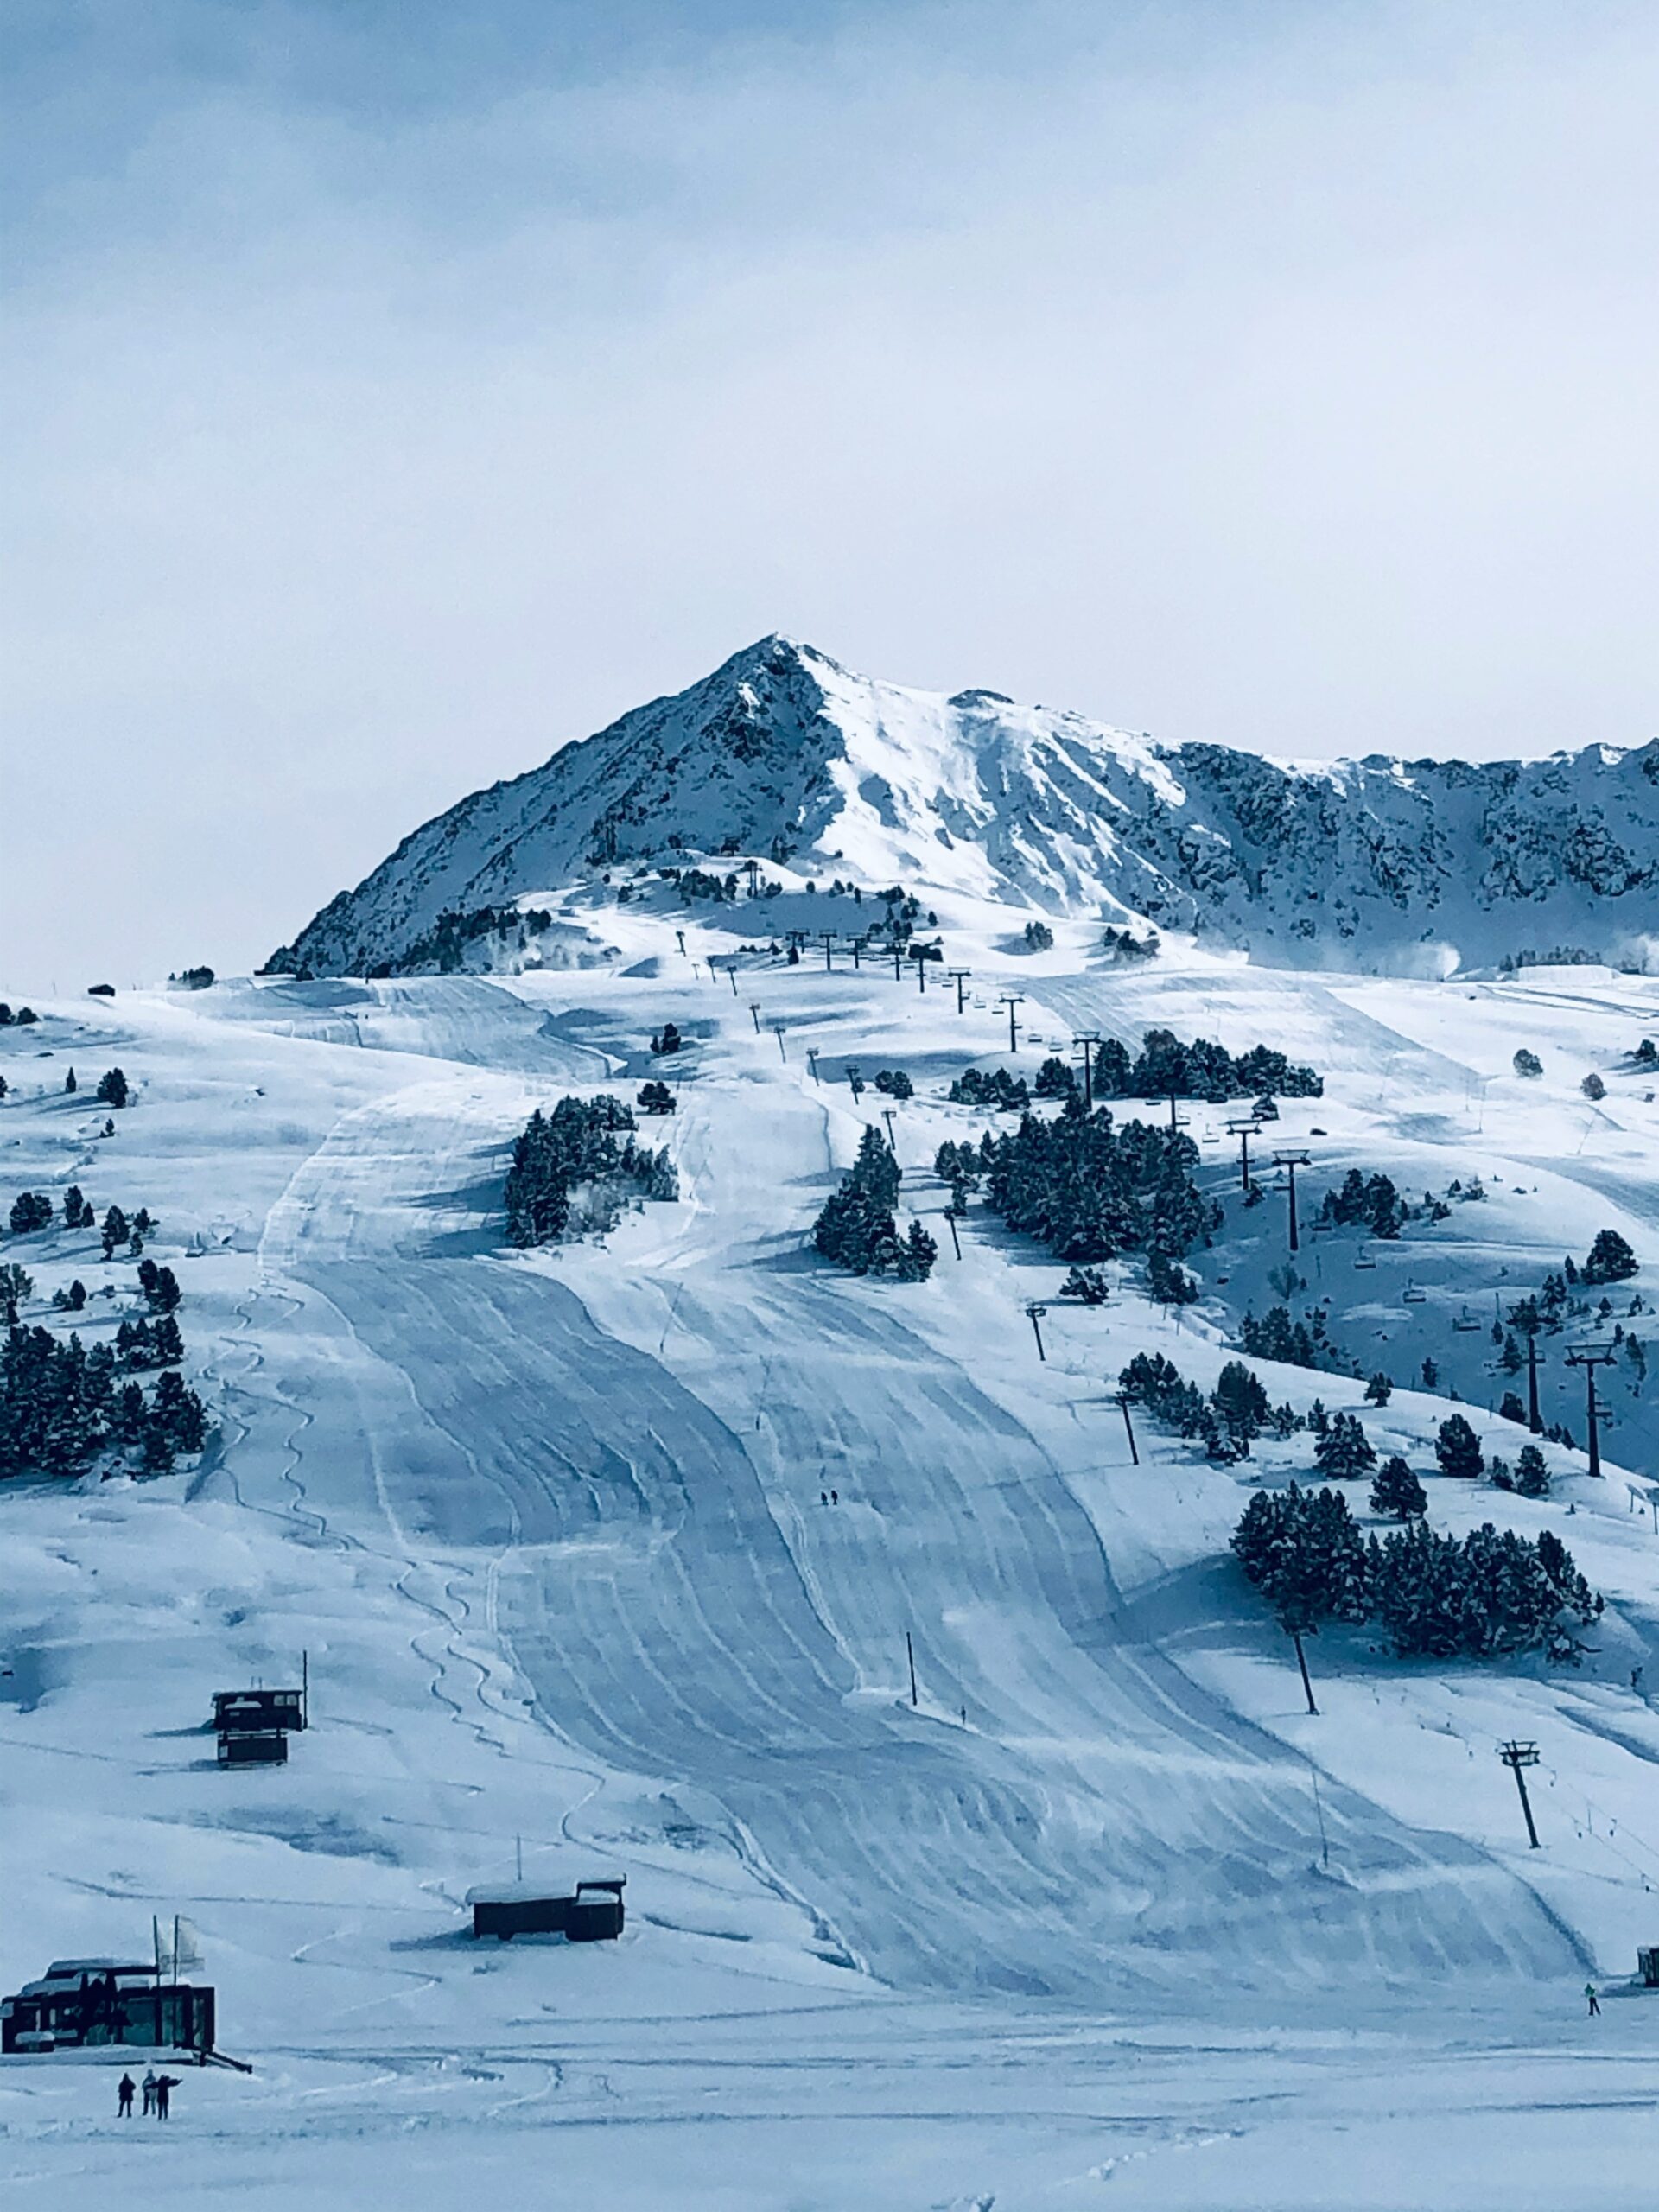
[172,1917,205,1977]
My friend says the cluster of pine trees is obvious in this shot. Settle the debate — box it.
[504,1096,677,1247]
[1237,1301,1360,1376]
[938,1105,1221,1267]
[1232,1484,1601,1663]
[1088,1028,1322,1103]
[5,1188,155,1255]
[1,1325,207,1479]
[115,1314,186,1369]
[1319,1169,1409,1239]
[0,1004,39,1027]
[948,1066,1029,1110]
[1119,1351,1297,1461]
[814,1128,937,1281]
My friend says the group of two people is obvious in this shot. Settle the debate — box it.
[116,2069,177,2118]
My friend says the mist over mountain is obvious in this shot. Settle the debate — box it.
[270,636,1659,979]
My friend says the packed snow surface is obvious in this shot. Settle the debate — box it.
[8,894,1659,2207]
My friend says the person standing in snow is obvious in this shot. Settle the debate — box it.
[118,2073,135,2118]
[1586,1982,1601,2016]
[141,2069,157,2116]
[155,2075,174,2119]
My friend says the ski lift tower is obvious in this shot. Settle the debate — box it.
[1072,1033,1101,1111]
[1566,1343,1617,1479]
[1225,1117,1258,1192]
[1498,1739,1542,1848]
[1272,1151,1312,1254]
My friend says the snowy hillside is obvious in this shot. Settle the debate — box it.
[270,635,1659,981]
[10,891,1659,2204]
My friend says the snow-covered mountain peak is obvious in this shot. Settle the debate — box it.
[268,640,1659,979]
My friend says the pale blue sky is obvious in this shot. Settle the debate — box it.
[7,2,1659,982]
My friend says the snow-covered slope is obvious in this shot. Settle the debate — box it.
[10,918,1659,2204]
[270,636,1659,980]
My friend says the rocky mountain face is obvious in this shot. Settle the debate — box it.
[269,636,1659,978]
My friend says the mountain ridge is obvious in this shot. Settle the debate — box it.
[268,635,1659,978]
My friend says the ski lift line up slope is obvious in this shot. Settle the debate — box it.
[255,986,1576,1999]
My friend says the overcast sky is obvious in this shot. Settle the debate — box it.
[8,0,1659,988]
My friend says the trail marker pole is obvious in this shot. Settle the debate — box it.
[1288,1627,1318,1716]
[1309,1765,1330,1868]
[772,1024,787,1062]
[1113,1390,1139,1465]
[893,944,904,982]
[807,1048,821,1084]
[1026,1301,1048,1361]
[749,1002,762,1034]
[676,930,686,956]
[906,1632,918,1709]
[1226,1117,1256,1192]
[997,995,1024,1054]
[819,931,836,972]
[1273,1151,1311,1253]
[947,969,971,1013]
[849,938,861,969]
[728,969,739,997]
[945,1212,962,1261]
[1566,1344,1615,1478]
[1500,1738,1542,1847]
[915,953,926,995]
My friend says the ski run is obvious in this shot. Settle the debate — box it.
[8,880,1659,2208]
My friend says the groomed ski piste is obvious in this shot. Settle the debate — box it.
[8,886,1659,2209]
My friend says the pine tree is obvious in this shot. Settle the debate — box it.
[100,1205,130,1259]
[1514,1443,1550,1497]
[95,1068,130,1109]
[1363,1371,1393,1406]
[1370,1455,1427,1519]
[1212,1361,1270,1448]
[64,1068,76,1094]
[1434,1414,1484,1480]
[1582,1229,1637,1284]
[1314,1411,1376,1481]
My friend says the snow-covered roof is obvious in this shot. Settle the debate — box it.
[464,1877,623,1906]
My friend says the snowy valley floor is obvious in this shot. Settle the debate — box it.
[8,916,1659,2206]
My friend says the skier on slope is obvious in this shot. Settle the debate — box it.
[1586,1982,1601,2017]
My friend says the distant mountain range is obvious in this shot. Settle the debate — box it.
[269,636,1659,978]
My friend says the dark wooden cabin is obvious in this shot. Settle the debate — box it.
[467,1877,626,1943]
[217,1729,288,1766]
[212,1688,305,1734]
[2,1961,215,2056]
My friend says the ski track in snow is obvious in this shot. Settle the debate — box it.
[247,979,1577,2004]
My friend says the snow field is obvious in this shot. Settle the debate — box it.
[6,922,1659,2203]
